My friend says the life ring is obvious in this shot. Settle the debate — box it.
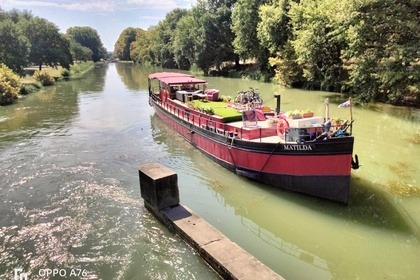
[277,117,289,137]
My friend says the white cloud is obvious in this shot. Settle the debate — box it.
[2,0,194,12]
[2,1,117,12]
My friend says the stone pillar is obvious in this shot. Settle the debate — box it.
[138,163,179,211]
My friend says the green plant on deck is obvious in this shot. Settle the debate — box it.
[220,95,233,102]
[199,106,214,115]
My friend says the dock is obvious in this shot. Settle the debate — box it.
[138,163,284,280]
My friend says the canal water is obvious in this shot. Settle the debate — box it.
[0,63,419,279]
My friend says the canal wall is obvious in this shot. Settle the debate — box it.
[138,163,284,280]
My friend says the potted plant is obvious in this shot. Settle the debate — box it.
[287,110,302,119]
[267,117,279,127]
[303,109,314,118]
[332,117,343,127]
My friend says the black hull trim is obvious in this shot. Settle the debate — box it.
[204,148,350,204]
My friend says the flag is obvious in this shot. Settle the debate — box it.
[338,100,351,108]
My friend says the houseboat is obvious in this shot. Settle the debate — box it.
[148,72,359,203]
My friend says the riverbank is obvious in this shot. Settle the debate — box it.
[21,61,96,84]
[0,62,97,106]
[209,63,419,108]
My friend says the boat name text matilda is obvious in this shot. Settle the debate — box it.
[283,144,314,151]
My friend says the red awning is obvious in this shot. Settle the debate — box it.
[148,72,206,85]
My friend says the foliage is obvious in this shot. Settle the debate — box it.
[61,68,70,79]
[66,26,107,62]
[70,40,93,62]
[173,12,196,70]
[231,0,267,60]
[148,9,188,69]
[112,0,419,106]
[69,61,95,77]
[34,69,55,86]
[19,83,41,95]
[0,18,30,73]
[0,63,21,105]
[130,28,152,64]
[268,42,303,87]
[257,0,291,54]
[343,0,420,106]
[114,27,138,61]
[288,0,349,91]
[0,9,107,74]
[22,17,73,70]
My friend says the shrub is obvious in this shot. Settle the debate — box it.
[61,68,70,79]
[0,64,21,105]
[34,69,55,86]
[19,83,41,95]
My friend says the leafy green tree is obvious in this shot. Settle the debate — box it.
[232,0,270,70]
[257,0,292,54]
[22,17,73,70]
[343,0,419,105]
[206,0,237,69]
[148,9,188,68]
[114,27,137,61]
[130,28,152,64]
[66,26,107,62]
[70,40,93,61]
[288,0,349,91]
[173,12,196,70]
[0,18,30,73]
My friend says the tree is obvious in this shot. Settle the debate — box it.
[257,0,292,54]
[70,40,93,61]
[22,17,73,70]
[231,0,270,68]
[0,18,30,73]
[66,26,107,62]
[288,0,349,91]
[148,8,188,68]
[206,0,237,69]
[130,28,152,64]
[173,12,196,70]
[343,0,419,105]
[114,27,137,61]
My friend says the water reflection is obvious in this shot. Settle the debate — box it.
[0,64,219,280]
[115,63,156,91]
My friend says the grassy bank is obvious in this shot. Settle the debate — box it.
[0,61,97,106]
[21,61,95,84]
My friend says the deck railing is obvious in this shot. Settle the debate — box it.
[150,93,352,143]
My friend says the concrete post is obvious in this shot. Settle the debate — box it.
[138,163,179,211]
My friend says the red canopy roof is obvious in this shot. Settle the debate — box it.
[148,72,206,85]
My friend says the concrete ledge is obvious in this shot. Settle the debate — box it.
[139,163,284,280]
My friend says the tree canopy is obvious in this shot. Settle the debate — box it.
[0,8,106,74]
[115,0,418,106]
[66,26,107,62]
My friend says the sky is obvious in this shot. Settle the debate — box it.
[2,0,195,51]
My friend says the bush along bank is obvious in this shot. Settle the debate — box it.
[0,62,96,106]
